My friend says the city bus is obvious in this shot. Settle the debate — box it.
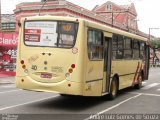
[16,16,149,99]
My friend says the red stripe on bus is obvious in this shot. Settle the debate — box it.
[132,62,140,85]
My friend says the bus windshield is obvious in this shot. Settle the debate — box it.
[24,21,78,48]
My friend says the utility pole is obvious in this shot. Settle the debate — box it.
[107,10,128,28]
[149,28,159,41]
[39,0,48,16]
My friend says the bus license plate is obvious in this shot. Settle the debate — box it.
[41,73,52,78]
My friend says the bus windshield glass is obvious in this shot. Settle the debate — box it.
[24,21,78,48]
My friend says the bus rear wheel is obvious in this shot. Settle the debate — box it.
[108,77,118,100]
[60,94,70,97]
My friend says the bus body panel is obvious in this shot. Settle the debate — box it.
[16,76,83,95]
[112,60,144,90]
[16,16,149,97]
[16,17,86,95]
[83,61,104,96]
[20,49,76,83]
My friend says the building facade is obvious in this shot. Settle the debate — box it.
[92,1,138,34]
[0,0,152,76]
[14,0,147,37]
[0,14,18,76]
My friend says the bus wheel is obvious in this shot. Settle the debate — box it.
[134,73,143,89]
[108,77,118,100]
[60,94,69,97]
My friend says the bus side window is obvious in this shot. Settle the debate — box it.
[88,29,103,60]
[124,37,132,59]
[112,34,123,59]
[140,42,145,59]
[133,40,140,59]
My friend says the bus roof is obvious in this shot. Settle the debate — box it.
[21,15,80,22]
[84,20,147,42]
[22,15,147,42]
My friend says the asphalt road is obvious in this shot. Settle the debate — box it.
[0,68,160,120]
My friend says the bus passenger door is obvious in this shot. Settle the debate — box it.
[144,44,150,80]
[102,33,112,93]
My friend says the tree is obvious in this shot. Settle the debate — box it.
[149,38,160,65]
[150,38,160,49]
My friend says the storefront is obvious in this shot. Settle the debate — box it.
[0,32,18,76]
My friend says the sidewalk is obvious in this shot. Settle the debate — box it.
[0,77,15,84]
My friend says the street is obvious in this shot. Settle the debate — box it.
[0,68,160,120]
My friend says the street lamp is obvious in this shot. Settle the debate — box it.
[149,27,159,41]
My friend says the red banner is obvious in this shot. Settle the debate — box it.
[25,29,41,42]
[0,33,18,46]
[25,29,41,34]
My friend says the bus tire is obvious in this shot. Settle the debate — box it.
[60,94,69,97]
[108,77,118,100]
[134,73,143,89]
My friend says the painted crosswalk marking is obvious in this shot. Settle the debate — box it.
[142,83,160,90]
[142,81,147,84]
